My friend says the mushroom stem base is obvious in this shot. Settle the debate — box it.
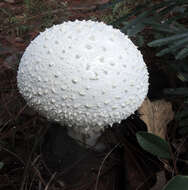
[67,127,105,151]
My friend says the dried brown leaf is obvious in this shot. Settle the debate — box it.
[138,98,174,139]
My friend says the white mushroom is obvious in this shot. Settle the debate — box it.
[17,20,149,149]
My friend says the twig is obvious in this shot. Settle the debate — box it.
[44,172,56,190]
[2,147,25,165]
[94,143,120,190]
[15,104,28,121]
[32,166,46,187]
[20,125,45,190]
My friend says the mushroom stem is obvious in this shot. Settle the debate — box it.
[67,127,106,151]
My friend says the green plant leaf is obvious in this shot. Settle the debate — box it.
[96,0,123,10]
[148,33,188,47]
[179,118,188,127]
[151,24,178,33]
[178,127,188,135]
[175,109,188,121]
[162,175,188,190]
[135,35,145,47]
[156,46,174,56]
[156,37,188,56]
[177,72,188,82]
[127,23,145,36]
[184,99,188,104]
[176,46,188,59]
[111,4,146,26]
[136,131,171,159]
[121,11,150,33]
[0,162,4,170]
[164,88,188,96]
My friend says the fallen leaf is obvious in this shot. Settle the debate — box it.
[138,98,174,139]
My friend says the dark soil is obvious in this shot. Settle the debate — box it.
[40,116,162,190]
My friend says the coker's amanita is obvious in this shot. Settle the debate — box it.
[17,20,149,148]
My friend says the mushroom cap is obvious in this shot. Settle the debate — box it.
[17,20,149,134]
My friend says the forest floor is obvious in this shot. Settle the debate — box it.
[0,0,187,190]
